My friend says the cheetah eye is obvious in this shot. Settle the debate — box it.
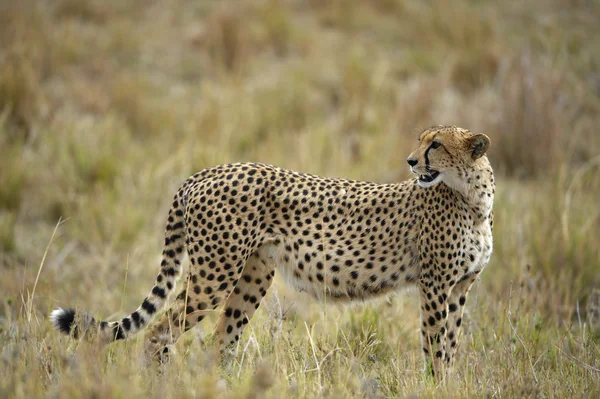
[430,141,441,150]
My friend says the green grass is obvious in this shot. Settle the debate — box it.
[1,0,599,397]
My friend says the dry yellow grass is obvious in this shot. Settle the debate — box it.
[1,0,599,397]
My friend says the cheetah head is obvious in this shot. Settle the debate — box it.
[406,126,491,191]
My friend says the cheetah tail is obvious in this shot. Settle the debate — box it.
[50,188,188,344]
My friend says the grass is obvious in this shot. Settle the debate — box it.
[1,0,599,397]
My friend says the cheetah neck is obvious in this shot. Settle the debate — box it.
[442,158,495,221]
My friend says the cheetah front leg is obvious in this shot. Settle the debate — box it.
[419,283,451,382]
[443,271,480,369]
[214,252,275,353]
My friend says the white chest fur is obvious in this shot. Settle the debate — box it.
[467,219,493,274]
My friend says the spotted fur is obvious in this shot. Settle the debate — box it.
[51,125,494,381]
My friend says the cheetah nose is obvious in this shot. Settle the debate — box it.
[406,158,418,167]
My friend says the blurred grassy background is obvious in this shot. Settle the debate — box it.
[1,0,599,397]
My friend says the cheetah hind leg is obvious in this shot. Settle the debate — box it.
[143,253,249,363]
[143,283,217,364]
[214,251,275,356]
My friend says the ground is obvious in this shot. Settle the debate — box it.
[0,0,599,398]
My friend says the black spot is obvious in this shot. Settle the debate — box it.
[112,323,125,340]
[428,316,436,326]
[121,317,131,331]
[52,308,77,335]
[152,286,166,299]
[131,311,143,328]
[142,299,156,314]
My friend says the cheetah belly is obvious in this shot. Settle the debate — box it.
[259,241,322,297]
[258,237,421,302]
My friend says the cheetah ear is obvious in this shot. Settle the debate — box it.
[468,134,490,160]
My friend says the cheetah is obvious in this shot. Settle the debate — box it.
[51,125,494,380]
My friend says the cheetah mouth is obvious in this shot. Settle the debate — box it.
[418,171,440,184]
[416,170,443,188]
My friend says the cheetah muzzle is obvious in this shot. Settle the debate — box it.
[51,125,495,382]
